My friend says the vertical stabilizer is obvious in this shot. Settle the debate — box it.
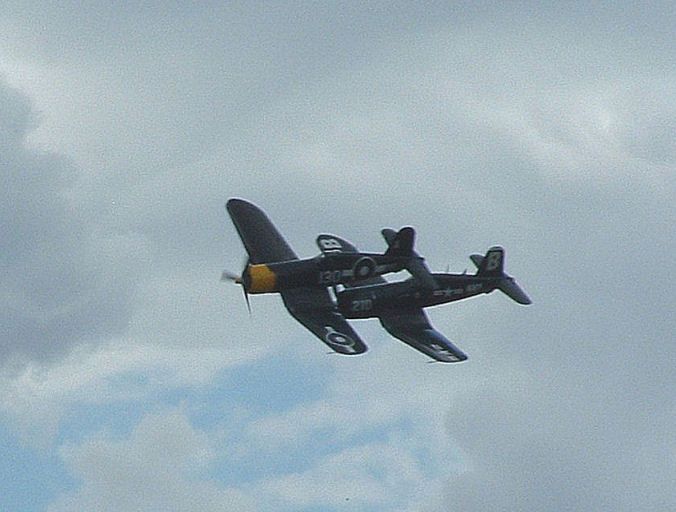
[475,246,504,277]
[473,246,531,305]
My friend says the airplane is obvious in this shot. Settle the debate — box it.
[326,229,531,362]
[224,198,434,324]
[224,199,434,305]
[224,198,531,361]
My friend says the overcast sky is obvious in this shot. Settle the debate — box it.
[1,2,675,511]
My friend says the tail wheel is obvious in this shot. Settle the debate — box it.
[353,257,376,280]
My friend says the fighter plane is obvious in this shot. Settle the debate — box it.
[224,198,531,361]
[224,199,434,350]
[327,230,531,362]
[224,199,431,304]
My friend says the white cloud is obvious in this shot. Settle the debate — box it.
[252,22,676,208]
[259,439,427,510]
[0,273,272,447]
[229,337,475,510]
[48,407,254,512]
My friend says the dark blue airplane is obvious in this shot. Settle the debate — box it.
[225,198,530,362]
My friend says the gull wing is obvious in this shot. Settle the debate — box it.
[281,287,367,355]
[226,198,297,264]
[379,309,467,363]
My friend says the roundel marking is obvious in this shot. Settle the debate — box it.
[352,256,376,280]
[324,328,355,347]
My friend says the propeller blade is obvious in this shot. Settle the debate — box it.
[243,287,252,315]
[221,270,241,283]
[223,257,252,313]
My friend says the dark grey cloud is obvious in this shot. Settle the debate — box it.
[427,116,676,511]
[1,80,149,367]
[443,346,676,511]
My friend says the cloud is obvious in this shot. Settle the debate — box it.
[0,80,154,368]
[257,26,676,196]
[259,439,428,510]
[0,274,273,446]
[441,363,676,512]
[48,407,254,512]
[0,4,674,512]
[226,338,468,510]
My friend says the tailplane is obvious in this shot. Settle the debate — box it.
[383,227,415,258]
[471,247,531,305]
[382,227,437,289]
[499,277,531,305]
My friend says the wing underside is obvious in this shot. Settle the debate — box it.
[281,287,367,355]
[226,203,365,355]
[379,309,467,363]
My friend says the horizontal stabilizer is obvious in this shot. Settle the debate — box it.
[384,227,415,258]
[382,227,437,289]
[470,254,483,268]
[471,246,531,305]
[407,258,438,290]
[499,278,532,305]
[316,234,358,254]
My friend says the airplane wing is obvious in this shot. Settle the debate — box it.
[379,309,467,363]
[227,198,298,264]
[281,287,367,355]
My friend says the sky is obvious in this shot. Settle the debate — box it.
[1,2,674,511]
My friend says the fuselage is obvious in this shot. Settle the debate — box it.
[336,273,501,319]
[245,253,409,293]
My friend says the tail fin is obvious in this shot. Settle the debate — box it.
[469,254,484,269]
[473,246,531,305]
[475,246,504,277]
[384,227,415,258]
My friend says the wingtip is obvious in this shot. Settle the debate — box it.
[226,197,260,210]
[226,197,245,209]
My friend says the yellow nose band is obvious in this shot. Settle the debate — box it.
[247,264,277,293]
